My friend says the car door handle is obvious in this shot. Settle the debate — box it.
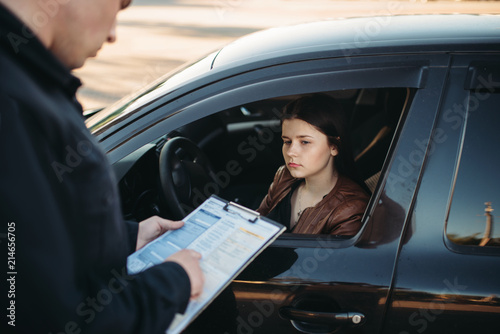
[279,306,365,325]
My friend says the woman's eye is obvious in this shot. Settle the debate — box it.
[301,141,310,145]
[283,140,291,145]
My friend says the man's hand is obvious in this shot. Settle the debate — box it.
[166,249,204,299]
[136,216,204,299]
[136,216,184,251]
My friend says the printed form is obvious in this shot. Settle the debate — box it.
[127,195,285,334]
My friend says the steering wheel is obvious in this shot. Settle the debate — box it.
[159,136,217,220]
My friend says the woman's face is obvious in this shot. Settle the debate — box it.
[282,118,338,180]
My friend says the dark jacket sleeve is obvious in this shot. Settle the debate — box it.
[125,220,140,253]
[0,93,190,334]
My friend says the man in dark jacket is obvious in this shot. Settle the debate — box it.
[0,0,203,333]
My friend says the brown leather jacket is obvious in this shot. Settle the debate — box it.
[257,166,369,235]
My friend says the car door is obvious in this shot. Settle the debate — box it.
[382,55,500,333]
[178,53,451,334]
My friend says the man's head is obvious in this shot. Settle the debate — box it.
[0,0,132,69]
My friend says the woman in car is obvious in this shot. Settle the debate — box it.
[257,93,369,235]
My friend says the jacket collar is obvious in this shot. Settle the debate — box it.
[0,3,82,97]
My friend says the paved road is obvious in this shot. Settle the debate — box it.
[74,0,500,109]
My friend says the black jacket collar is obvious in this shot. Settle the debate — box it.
[0,3,82,97]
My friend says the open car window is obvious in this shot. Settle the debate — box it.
[116,87,415,237]
[110,54,445,247]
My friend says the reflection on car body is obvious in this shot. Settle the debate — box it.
[87,14,500,334]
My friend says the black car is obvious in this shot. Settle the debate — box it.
[87,14,500,333]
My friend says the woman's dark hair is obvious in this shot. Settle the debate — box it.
[282,93,368,192]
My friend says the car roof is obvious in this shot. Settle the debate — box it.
[211,14,500,69]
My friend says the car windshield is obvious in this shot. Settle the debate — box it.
[85,51,218,134]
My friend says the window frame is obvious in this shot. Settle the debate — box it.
[105,53,449,248]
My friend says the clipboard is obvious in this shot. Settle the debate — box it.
[127,195,285,334]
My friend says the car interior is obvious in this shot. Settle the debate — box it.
[116,87,414,229]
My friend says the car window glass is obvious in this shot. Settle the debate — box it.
[446,91,500,248]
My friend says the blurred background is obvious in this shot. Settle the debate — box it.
[74,0,500,110]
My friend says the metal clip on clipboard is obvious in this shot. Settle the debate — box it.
[223,201,260,223]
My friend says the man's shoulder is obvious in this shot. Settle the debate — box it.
[0,50,38,98]
[0,48,18,83]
